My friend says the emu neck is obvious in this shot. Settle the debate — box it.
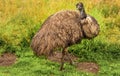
[80,8,87,19]
[80,19,88,38]
[80,24,87,38]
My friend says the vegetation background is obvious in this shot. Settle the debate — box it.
[0,0,120,76]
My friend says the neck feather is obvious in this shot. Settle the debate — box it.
[80,8,87,19]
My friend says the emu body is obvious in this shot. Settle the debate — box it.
[31,10,100,70]
[31,10,84,56]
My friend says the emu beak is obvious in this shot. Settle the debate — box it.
[76,5,82,10]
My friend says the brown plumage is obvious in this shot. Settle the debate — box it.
[31,2,100,70]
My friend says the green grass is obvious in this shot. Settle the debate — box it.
[0,48,120,76]
[0,48,91,76]
[0,0,120,76]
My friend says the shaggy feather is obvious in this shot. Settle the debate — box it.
[31,10,99,56]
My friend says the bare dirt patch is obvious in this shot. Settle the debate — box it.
[0,52,99,74]
[76,62,99,74]
[0,53,17,66]
[48,51,99,74]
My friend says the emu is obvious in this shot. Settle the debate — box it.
[31,2,100,70]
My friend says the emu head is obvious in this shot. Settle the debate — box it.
[81,16,100,39]
[76,2,84,10]
[76,2,87,19]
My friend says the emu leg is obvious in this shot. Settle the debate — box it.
[65,48,73,65]
[48,50,54,56]
[60,48,65,71]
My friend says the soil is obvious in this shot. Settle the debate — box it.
[0,53,17,66]
[76,62,99,74]
[0,52,99,74]
[48,51,99,74]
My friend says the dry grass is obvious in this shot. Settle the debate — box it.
[0,1,120,75]
[0,0,120,46]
